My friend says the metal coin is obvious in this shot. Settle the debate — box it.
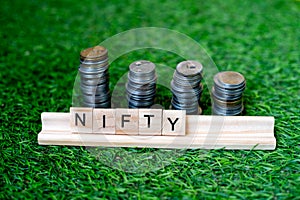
[79,65,109,75]
[126,60,156,108]
[127,74,157,85]
[80,77,108,86]
[213,71,245,90]
[129,60,155,74]
[80,84,109,95]
[176,60,203,77]
[213,104,243,116]
[170,60,203,115]
[82,93,110,104]
[212,97,242,107]
[211,87,242,102]
[211,71,246,116]
[81,101,111,108]
[80,46,108,63]
[78,46,111,108]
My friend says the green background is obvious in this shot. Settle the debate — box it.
[1,0,299,199]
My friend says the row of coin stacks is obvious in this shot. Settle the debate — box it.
[77,46,246,116]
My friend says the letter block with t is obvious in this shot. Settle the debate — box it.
[70,107,93,133]
[115,109,139,135]
[139,109,162,135]
[162,110,186,136]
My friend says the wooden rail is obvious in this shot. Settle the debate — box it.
[38,112,276,150]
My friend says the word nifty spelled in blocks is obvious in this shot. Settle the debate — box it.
[70,107,186,136]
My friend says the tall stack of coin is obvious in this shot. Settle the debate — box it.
[126,60,157,108]
[78,46,110,108]
[212,71,246,116]
[171,60,203,115]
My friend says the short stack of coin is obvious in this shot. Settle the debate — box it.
[212,71,246,116]
[171,60,203,115]
[126,60,157,108]
[78,46,110,108]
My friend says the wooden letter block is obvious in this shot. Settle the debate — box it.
[70,107,93,133]
[139,109,162,136]
[162,110,186,136]
[115,109,139,135]
[93,109,115,134]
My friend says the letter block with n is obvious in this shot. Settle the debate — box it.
[70,107,93,133]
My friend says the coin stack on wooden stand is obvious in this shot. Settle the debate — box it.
[212,71,246,116]
[126,60,157,108]
[78,46,111,108]
[171,60,203,115]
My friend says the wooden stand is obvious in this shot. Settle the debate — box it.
[38,112,276,150]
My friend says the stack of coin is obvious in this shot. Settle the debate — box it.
[78,46,110,108]
[126,60,157,108]
[212,71,246,116]
[171,60,203,115]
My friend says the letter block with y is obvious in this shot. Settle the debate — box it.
[162,110,186,136]
[70,107,93,133]
[115,109,139,135]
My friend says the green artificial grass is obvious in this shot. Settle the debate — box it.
[1,0,299,199]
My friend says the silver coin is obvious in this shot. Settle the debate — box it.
[173,71,202,86]
[80,46,108,63]
[127,73,157,84]
[214,71,245,90]
[213,105,243,116]
[80,84,109,94]
[176,60,203,77]
[211,71,246,116]
[211,87,242,101]
[213,84,245,96]
[170,60,203,115]
[78,46,111,108]
[171,104,200,115]
[127,94,156,102]
[128,99,154,108]
[80,77,108,86]
[79,66,109,75]
[126,87,156,97]
[126,60,156,108]
[126,83,156,92]
[129,60,155,74]
[212,97,242,107]
[172,80,201,89]
[81,101,111,108]
[213,101,243,111]
[171,80,202,92]
[82,93,110,104]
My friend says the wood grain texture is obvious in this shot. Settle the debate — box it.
[115,109,139,135]
[38,112,276,150]
[162,110,186,136]
[93,109,116,134]
[70,107,93,133]
[139,109,162,136]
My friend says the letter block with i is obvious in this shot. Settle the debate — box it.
[93,109,116,134]
[70,107,93,133]
[162,110,186,136]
